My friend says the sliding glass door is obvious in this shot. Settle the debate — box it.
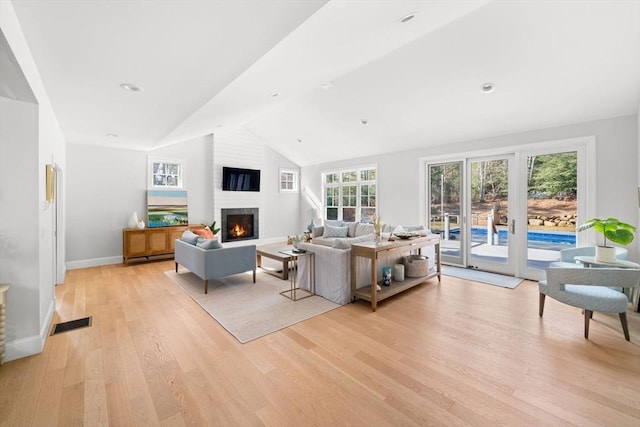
[425,139,587,280]
[468,155,516,275]
[428,162,464,265]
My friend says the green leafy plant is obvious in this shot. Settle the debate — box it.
[577,217,636,247]
[204,220,220,235]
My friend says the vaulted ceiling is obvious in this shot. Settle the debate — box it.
[6,0,640,166]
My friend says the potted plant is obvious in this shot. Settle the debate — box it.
[209,220,221,235]
[577,217,636,262]
[201,220,221,236]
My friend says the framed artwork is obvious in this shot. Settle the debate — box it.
[279,168,299,193]
[45,164,55,202]
[148,157,183,189]
[147,190,188,227]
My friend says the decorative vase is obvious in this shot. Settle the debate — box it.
[307,219,315,232]
[382,267,392,286]
[595,246,616,263]
[137,220,145,229]
[128,211,139,229]
[393,264,405,281]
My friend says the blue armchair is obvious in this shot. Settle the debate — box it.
[539,267,640,341]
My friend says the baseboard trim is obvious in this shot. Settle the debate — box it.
[4,297,55,363]
[66,237,289,271]
[66,256,122,270]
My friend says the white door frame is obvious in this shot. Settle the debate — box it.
[420,135,595,280]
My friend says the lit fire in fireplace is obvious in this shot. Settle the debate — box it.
[231,224,246,237]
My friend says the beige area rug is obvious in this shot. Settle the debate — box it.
[164,270,340,343]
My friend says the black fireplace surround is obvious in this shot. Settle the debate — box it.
[221,208,259,243]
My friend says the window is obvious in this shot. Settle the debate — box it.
[323,165,377,222]
[148,157,183,189]
[279,168,299,193]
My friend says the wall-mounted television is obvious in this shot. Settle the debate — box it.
[222,167,261,192]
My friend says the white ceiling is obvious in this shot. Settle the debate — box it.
[7,0,640,167]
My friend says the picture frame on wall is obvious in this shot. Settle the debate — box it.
[148,157,184,189]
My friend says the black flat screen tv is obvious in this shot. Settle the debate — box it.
[222,167,261,192]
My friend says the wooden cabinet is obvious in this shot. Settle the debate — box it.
[123,225,203,264]
[351,235,441,311]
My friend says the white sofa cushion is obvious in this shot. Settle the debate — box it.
[355,223,375,236]
[332,233,375,249]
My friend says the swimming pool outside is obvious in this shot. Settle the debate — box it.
[449,227,575,242]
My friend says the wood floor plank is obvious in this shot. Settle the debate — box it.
[1,260,639,426]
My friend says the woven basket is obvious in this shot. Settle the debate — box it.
[403,255,429,277]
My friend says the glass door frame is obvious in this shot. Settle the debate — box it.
[516,141,592,280]
[420,136,595,280]
[465,153,517,276]
[427,160,466,266]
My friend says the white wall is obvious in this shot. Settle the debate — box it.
[66,128,302,267]
[302,115,639,261]
[152,134,214,226]
[66,135,211,267]
[0,96,40,353]
[0,0,66,362]
[213,127,300,241]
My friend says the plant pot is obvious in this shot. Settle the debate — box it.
[595,246,617,263]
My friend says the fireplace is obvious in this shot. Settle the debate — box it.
[221,208,259,243]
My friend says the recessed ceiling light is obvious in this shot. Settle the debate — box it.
[120,83,142,93]
[360,119,369,125]
[399,12,417,23]
[320,81,333,90]
[270,92,279,98]
[297,138,303,143]
[106,133,119,138]
[481,82,495,93]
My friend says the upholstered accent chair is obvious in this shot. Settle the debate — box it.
[174,239,256,294]
[538,267,640,341]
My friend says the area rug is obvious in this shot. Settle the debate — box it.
[441,266,524,289]
[164,270,340,343]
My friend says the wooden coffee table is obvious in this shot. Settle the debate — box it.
[256,244,294,280]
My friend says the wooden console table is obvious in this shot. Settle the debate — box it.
[351,235,441,311]
[123,224,204,264]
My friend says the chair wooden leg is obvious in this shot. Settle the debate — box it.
[584,310,593,339]
[204,280,208,294]
[539,293,546,317]
[253,269,256,283]
[175,262,178,273]
[619,312,630,341]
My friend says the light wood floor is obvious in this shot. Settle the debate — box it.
[1,260,639,426]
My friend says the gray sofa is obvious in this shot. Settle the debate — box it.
[174,238,256,294]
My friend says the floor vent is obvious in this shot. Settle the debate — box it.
[51,316,92,335]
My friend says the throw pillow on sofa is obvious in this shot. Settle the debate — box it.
[193,226,215,239]
[355,223,374,236]
[180,230,200,245]
[323,224,349,238]
[196,238,223,250]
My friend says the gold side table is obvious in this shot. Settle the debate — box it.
[278,249,315,301]
[0,284,9,365]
